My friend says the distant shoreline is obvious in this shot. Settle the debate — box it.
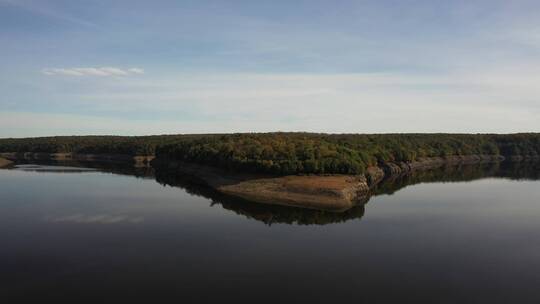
[0,152,153,166]
[3,152,537,211]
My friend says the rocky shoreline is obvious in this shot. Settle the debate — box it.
[364,155,507,184]
[2,152,537,211]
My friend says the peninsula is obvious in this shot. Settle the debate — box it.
[1,133,539,210]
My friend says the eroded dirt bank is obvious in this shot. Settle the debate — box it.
[0,157,13,168]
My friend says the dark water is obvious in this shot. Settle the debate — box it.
[1,161,540,303]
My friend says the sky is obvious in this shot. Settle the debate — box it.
[1,0,540,137]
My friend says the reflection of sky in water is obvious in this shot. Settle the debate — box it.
[1,165,540,302]
[46,214,143,224]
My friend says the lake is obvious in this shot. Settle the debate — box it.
[1,161,540,303]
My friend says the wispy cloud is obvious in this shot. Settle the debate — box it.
[42,67,144,77]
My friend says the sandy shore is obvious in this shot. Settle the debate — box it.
[219,175,370,211]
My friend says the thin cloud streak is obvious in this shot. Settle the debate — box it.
[42,67,144,77]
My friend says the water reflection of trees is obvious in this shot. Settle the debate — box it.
[373,162,540,196]
[154,161,540,225]
[9,159,540,226]
[10,159,156,179]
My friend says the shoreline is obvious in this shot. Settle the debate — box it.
[0,157,13,168]
[0,152,154,166]
[2,152,538,211]
[151,155,513,211]
[151,158,371,211]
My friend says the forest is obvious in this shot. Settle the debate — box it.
[1,133,539,175]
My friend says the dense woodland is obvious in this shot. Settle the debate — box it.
[1,133,539,175]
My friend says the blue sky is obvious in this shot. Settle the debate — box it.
[1,0,540,137]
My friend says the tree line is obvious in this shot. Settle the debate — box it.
[1,133,539,175]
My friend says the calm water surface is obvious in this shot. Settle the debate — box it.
[1,162,540,303]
